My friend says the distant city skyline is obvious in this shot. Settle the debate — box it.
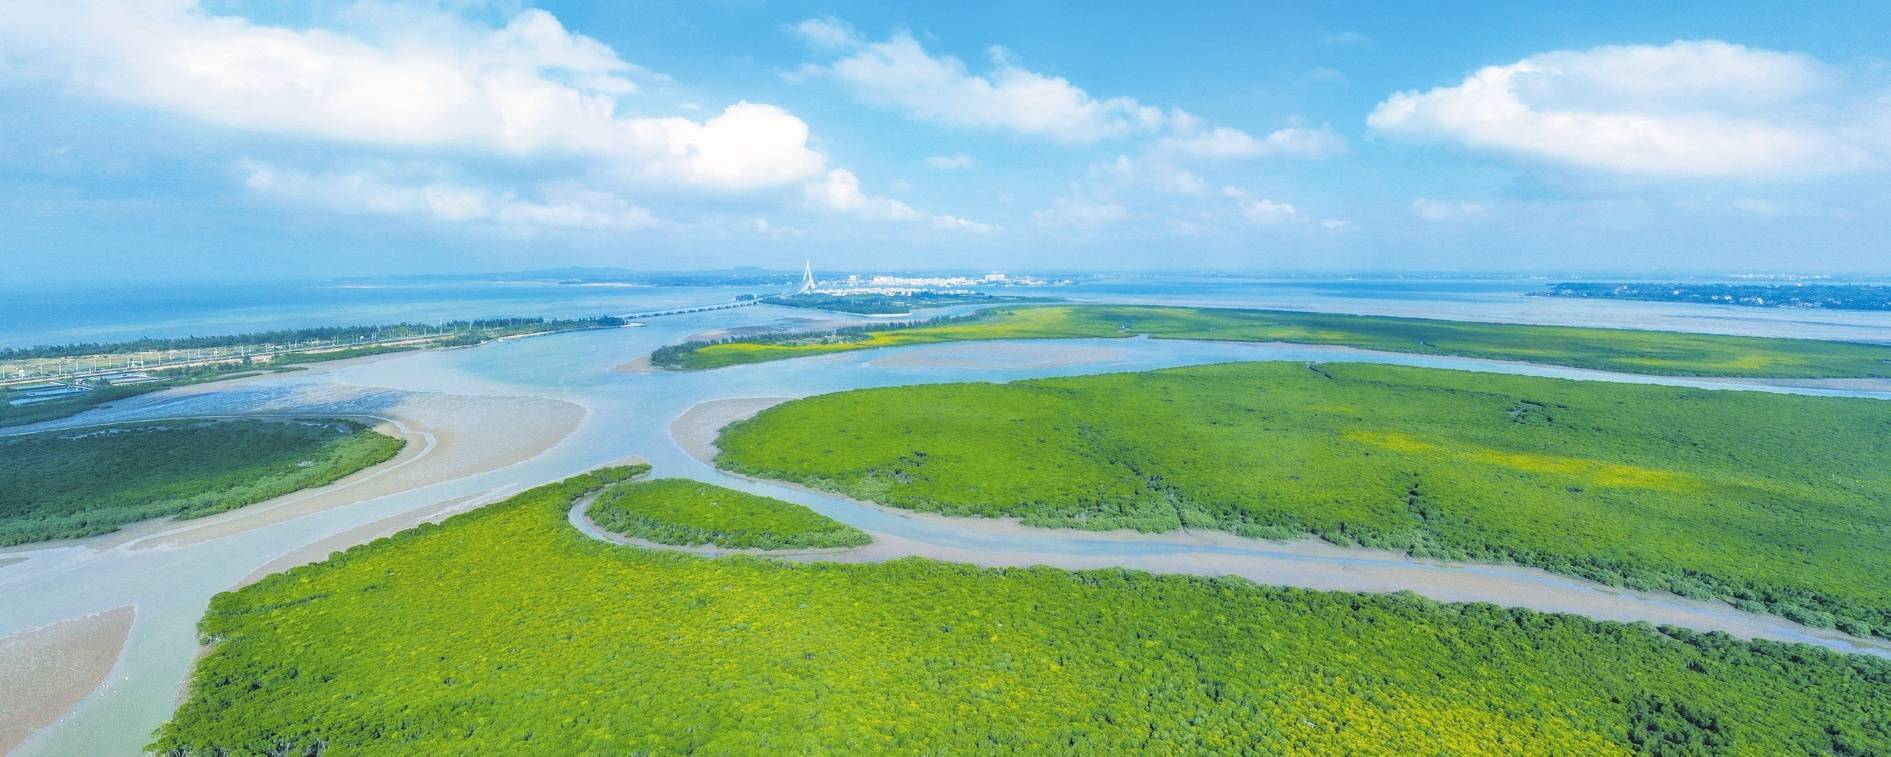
[3,1,1890,283]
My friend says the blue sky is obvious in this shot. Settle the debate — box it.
[2,0,1889,282]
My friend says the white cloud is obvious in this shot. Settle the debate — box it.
[1221,187,1303,225]
[932,214,998,233]
[1412,198,1488,220]
[1158,124,1346,159]
[240,161,662,231]
[791,25,1163,143]
[1367,40,1888,179]
[1092,155,1206,195]
[790,17,860,51]
[925,153,976,170]
[804,169,921,221]
[804,169,994,231]
[2,1,827,191]
[1032,197,1129,228]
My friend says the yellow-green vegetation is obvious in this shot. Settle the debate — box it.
[154,468,1891,755]
[657,304,1891,378]
[717,363,1891,638]
[589,478,869,550]
[0,419,404,545]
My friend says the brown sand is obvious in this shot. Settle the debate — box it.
[131,394,584,551]
[611,354,657,373]
[0,606,135,753]
[669,397,793,464]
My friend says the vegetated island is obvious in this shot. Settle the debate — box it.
[0,418,403,545]
[588,478,869,550]
[154,467,1891,755]
[762,291,1042,315]
[648,304,1891,378]
[716,362,1891,639]
[0,316,626,428]
[1540,282,1891,311]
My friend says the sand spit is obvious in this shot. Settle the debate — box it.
[669,397,794,465]
[130,394,583,551]
[611,354,657,374]
[0,607,135,753]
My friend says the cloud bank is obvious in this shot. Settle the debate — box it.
[1368,40,1889,179]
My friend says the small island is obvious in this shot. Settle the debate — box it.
[588,478,869,550]
[1538,282,1891,311]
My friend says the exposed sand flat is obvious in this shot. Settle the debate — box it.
[131,393,583,551]
[669,397,793,464]
[0,607,135,754]
[611,354,656,373]
[867,342,1136,369]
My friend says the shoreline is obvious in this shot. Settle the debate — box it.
[0,606,136,754]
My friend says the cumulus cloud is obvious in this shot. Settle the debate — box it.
[240,161,662,231]
[1412,198,1488,220]
[804,169,994,231]
[1092,155,1207,195]
[1221,186,1303,225]
[1,0,827,191]
[791,24,1163,143]
[1158,124,1346,159]
[804,169,922,221]
[1367,40,1889,179]
[925,153,976,170]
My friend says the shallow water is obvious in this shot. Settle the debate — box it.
[4,300,1890,755]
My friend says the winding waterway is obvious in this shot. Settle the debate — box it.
[4,301,1890,755]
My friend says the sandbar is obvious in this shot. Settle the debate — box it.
[131,393,583,551]
[669,397,793,465]
[0,606,135,753]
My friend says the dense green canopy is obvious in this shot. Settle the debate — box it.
[154,468,1891,755]
[589,477,869,550]
[0,419,403,545]
[718,362,1891,637]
